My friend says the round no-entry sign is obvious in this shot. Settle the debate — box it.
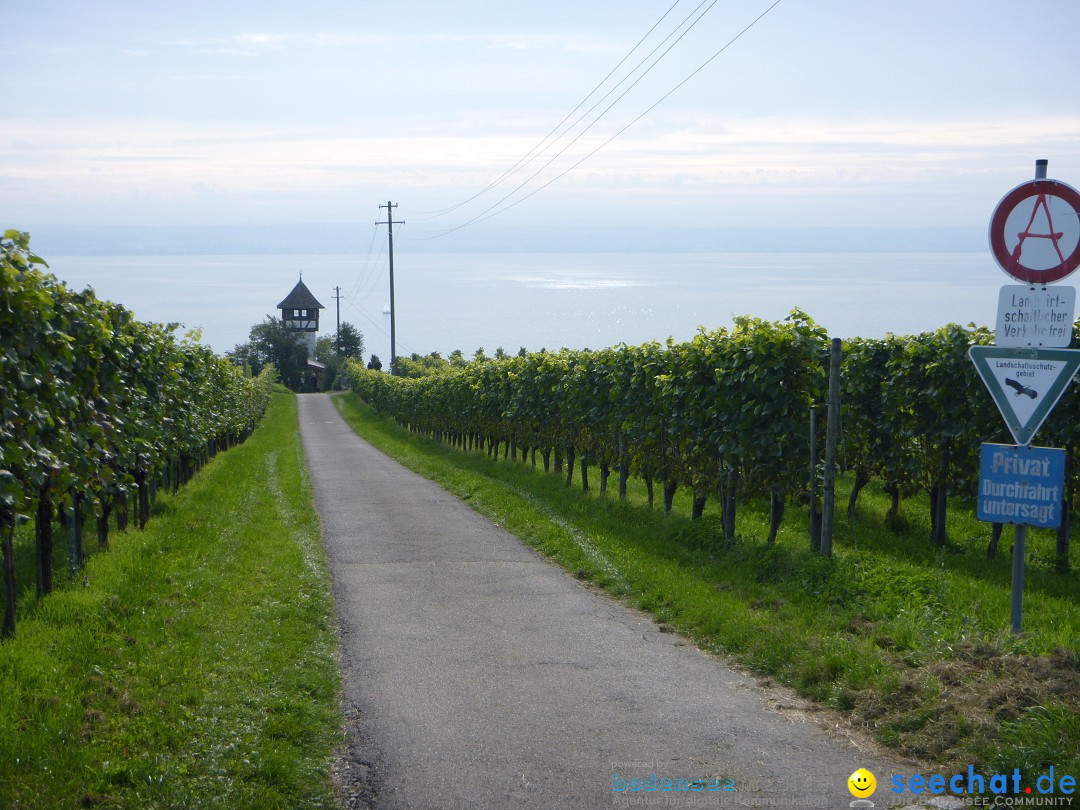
[989,178,1080,284]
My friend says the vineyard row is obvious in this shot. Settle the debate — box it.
[1,231,276,637]
[344,310,1077,572]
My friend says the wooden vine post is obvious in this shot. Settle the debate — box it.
[820,338,842,556]
[2,509,14,638]
[808,407,819,551]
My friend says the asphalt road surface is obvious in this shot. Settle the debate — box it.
[297,393,922,809]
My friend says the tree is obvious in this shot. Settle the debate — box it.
[226,341,264,375]
[314,326,365,390]
[315,335,334,365]
[335,322,364,360]
[367,354,383,371]
[249,316,307,389]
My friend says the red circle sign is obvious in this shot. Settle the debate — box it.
[989,178,1080,284]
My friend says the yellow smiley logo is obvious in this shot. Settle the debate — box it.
[847,768,876,798]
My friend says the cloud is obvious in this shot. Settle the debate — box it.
[4,113,1078,227]
[475,33,618,53]
[170,31,298,56]
[169,29,617,56]
[234,33,290,45]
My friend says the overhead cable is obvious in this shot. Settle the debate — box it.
[412,0,688,219]
[417,0,784,240]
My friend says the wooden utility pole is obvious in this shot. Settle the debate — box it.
[332,285,342,355]
[377,202,404,372]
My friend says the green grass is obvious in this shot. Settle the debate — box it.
[332,391,1080,787]
[0,389,342,809]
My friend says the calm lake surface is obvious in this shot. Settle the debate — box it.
[44,251,1002,362]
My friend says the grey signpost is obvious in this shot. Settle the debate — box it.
[975,159,1080,633]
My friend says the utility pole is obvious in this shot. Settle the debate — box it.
[332,285,342,355]
[377,201,404,373]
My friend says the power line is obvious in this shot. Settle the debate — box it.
[417,0,784,239]
[411,0,722,240]
[353,251,386,303]
[343,296,391,339]
[340,274,416,355]
[338,220,414,361]
[342,296,417,358]
[341,264,393,343]
[347,223,384,302]
[413,0,719,232]
[412,0,688,220]
[342,254,387,313]
[347,224,379,299]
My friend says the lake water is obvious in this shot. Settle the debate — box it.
[43,251,1004,362]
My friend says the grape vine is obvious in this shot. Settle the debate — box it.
[1,231,275,637]
[344,310,1078,572]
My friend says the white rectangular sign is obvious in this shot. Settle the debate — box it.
[996,285,1075,347]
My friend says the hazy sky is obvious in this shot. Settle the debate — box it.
[6,0,1080,244]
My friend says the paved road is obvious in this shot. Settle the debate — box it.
[297,393,920,809]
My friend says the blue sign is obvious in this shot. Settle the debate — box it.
[978,444,1066,528]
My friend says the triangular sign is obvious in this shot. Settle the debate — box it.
[969,346,1080,445]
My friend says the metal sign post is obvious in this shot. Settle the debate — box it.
[1009,524,1026,633]
[974,159,1080,633]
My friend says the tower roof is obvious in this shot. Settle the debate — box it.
[277,277,325,310]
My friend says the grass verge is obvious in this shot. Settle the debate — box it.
[0,389,342,809]
[332,391,1079,787]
